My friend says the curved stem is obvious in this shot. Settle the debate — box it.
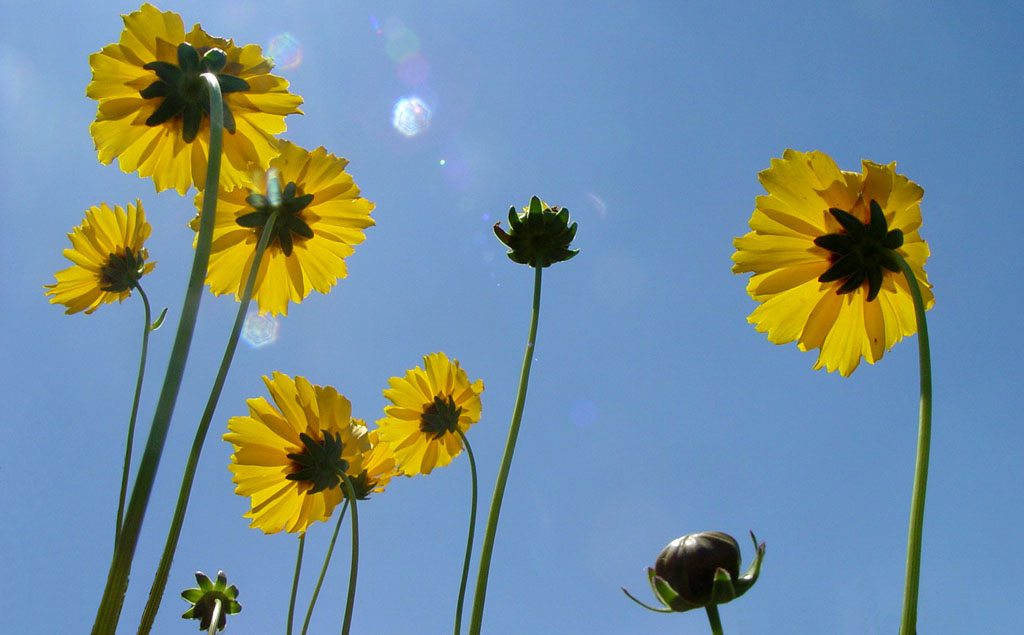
[93,72,224,635]
[705,605,724,635]
[895,253,933,635]
[468,265,543,635]
[287,534,306,635]
[115,284,153,545]
[300,500,349,635]
[453,430,478,635]
[340,475,360,635]
[136,210,279,634]
[207,598,223,635]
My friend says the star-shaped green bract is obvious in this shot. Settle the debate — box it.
[814,199,904,302]
[235,180,315,256]
[286,431,349,495]
[140,43,250,143]
[181,570,241,632]
[419,395,463,440]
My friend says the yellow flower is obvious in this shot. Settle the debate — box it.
[349,428,399,499]
[88,3,303,194]
[191,139,375,316]
[732,149,934,376]
[376,353,484,476]
[45,200,155,314]
[224,372,367,534]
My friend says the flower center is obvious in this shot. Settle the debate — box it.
[234,175,315,256]
[813,199,904,302]
[139,43,250,143]
[419,395,463,439]
[286,431,349,495]
[100,248,147,292]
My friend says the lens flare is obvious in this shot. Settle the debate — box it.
[242,311,279,348]
[392,96,432,136]
[266,32,302,70]
[369,15,382,35]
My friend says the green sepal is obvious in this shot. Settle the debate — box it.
[818,253,861,283]
[868,200,888,240]
[142,61,182,85]
[235,210,270,228]
[181,588,204,603]
[177,42,200,74]
[202,48,227,73]
[150,307,168,331]
[828,207,867,240]
[884,228,904,250]
[814,233,854,255]
[286,215,314,240]
[836,269,866,295]
[620,572,674,613]
[283,193,314,215]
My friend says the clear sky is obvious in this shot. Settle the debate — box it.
[2,1,1022,633]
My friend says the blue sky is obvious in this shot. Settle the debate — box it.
[2,1,1022,633]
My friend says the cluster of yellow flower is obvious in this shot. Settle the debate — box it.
[45,5,496,631]
[45,3,937,633]
[227,352,484,535]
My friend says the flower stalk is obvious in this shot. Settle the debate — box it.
[300,501,349,635]
[454,430,478,635]
[340,474,360,635]
[137,207,280,634]
[468,265,543,634]
[895,251,933,635]
[115,283,154,545]
[287,534,305,635]
[93,72,225,635]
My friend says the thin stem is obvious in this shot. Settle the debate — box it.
[207,598,222,635]
[300,500,350,635]
[340,475,360,635]
[93,72,224,635]
[115,284,153,545]
[468,265,543,635]
[705,605,724,635]
[136,210,278,634]
[453,430,478,635]
[288,534,306,635]
[895,252,933,635]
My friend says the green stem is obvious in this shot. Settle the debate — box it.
[136,210,278,634]
[895,253,933,635]
[92,72,224,635]
[705,605,724,635]
[300,501,350,635]
[453,430,478,635]
[468,265,543,635]
[340,475,360,635]
[115,284,153,545]
[288,534,306,635]
[208,598,222,635]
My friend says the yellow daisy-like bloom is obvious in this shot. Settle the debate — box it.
[191,139,375,316]
[224,372,368,534]
[376,353,484,476]
[45,200,155,314]
[732,149,934,376]
[349,428,399,499]
[88,3,304,195]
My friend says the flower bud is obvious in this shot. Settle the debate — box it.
[493,196,579,268]
[181,570,241,631]
[623,531,765,614]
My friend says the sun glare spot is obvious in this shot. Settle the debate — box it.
[392,96,432,136]
[242,311,280,348]
[265,33,302,70]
